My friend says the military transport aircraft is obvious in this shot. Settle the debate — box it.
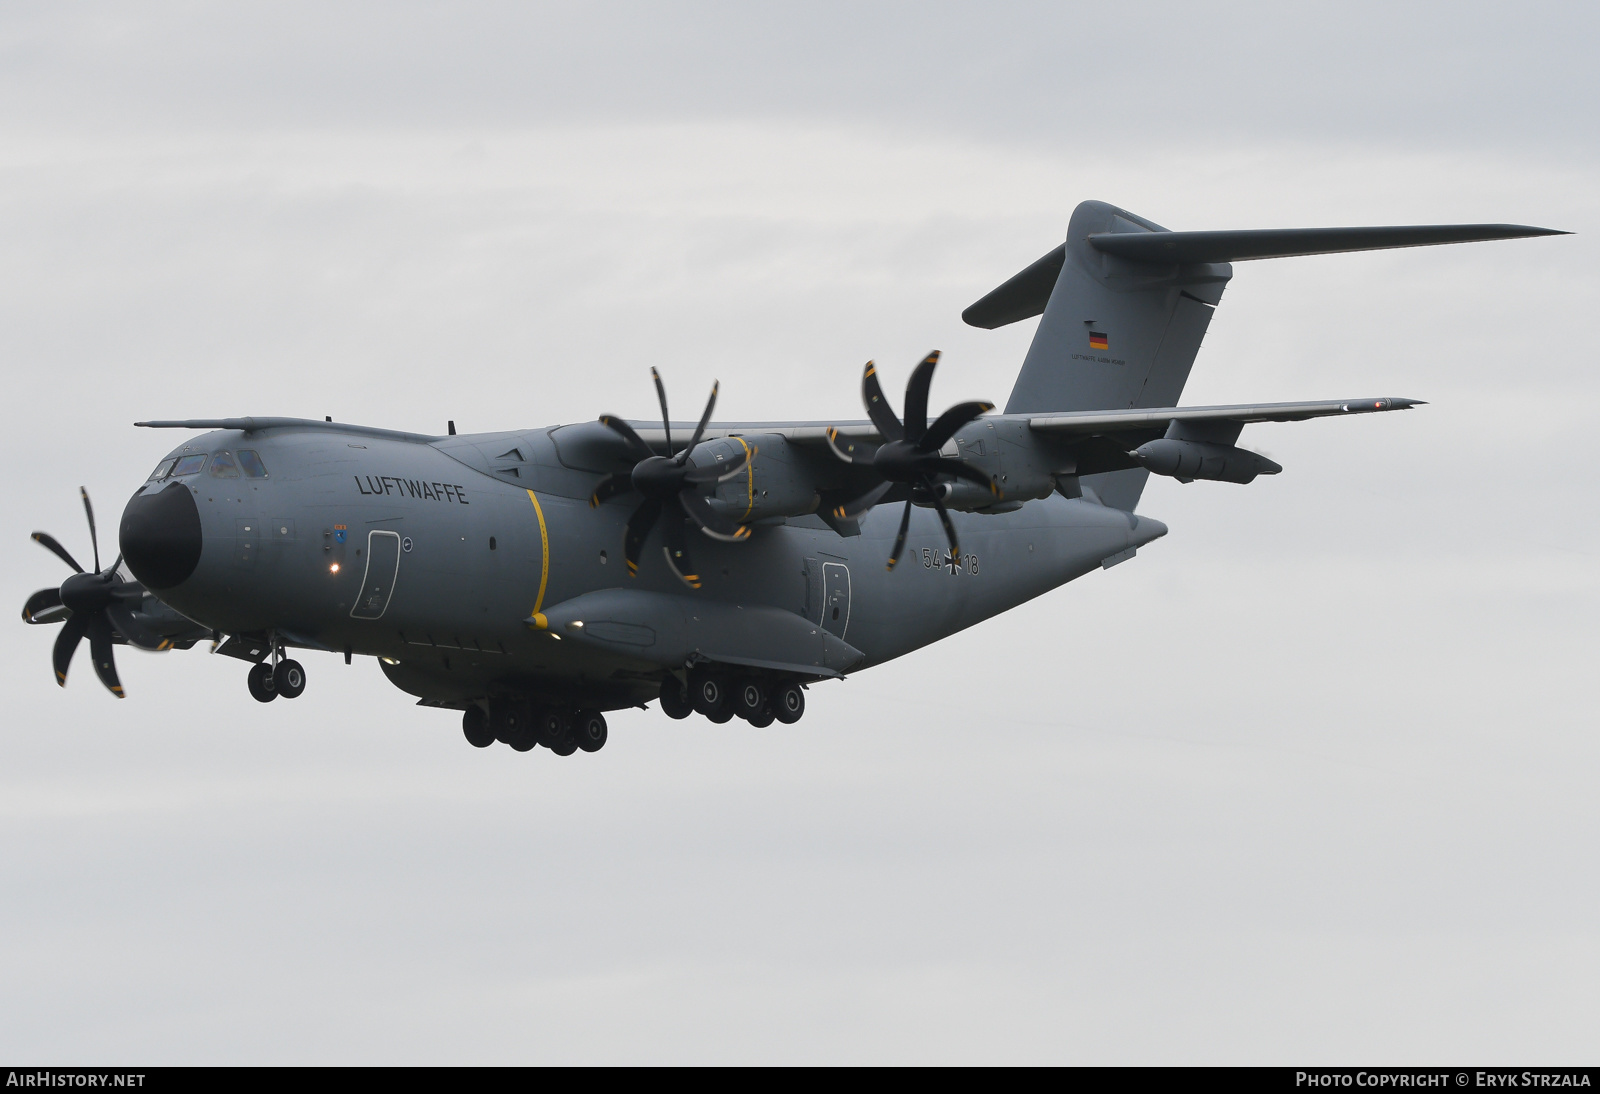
[22,200,1565,756]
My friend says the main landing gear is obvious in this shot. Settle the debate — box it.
[463,699,608,756]
[246,643,307,704]
[661,669,806,727]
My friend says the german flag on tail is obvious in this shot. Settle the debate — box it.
[1088,331,1109,350]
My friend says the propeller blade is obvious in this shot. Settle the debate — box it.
[930,456,1002,496]
[80,487,100,573]
[824,428,879,467]
[651,367,673,456]
[920,400,995,453]
[886,499,913,571]
[87,615,124,697]
[32,532,85,574]
[660,506,701,590]
[677,381,719,462]
[679,488,751,542]
[22,587,64,624]
[106,601,170,651]
[832,481,893,521]
[623,496,664,577]
[902,352,940,444]
[589,472,635,508]
[930,489,960,560]
[860,362,904,443]
[681,445,751,484]
[52,611,91,686]
[598,415,657,460]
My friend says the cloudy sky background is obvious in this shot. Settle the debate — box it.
[1,1,1596,1063]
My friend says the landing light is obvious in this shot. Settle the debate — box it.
[329,563,340,573]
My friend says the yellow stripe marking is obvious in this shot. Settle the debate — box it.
[731,437,756,523]
[526,489,550,615]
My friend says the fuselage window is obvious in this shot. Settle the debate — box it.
[209,451,241,478]
[171,454,208,477]
[149,457,178,481]
[237,449,269,478]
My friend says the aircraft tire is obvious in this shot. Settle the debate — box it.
[462,706,494,748]
[734,679,767,721]
[658,677,694,720]
[706,707,734,724]
[490,699,527,744]
[273,659,306,699]
[247,662,277,703]
[772,682,805,724]
[747,704,775,728]
[575,709,608,752]
[508,728,537,752]
[689,667,729,717]
[535,708,568,749]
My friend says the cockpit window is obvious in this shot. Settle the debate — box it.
[209,451,241,478]
[237,449,269,478]
[171,454,207,477]
[149,457,178,482]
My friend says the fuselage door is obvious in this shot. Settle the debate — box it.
[821,561,851,639]
[350,530,402,620]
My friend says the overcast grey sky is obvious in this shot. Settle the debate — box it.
[2,2,1596,1064]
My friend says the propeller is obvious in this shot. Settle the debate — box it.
[590,369,755,589]
[21,487,169,697]
[825,352,998,570]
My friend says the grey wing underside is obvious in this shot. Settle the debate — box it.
[623,396,1422,447]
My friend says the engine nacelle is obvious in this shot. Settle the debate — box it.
[1131,439,1282,484]
[934,479,1022,513]
[693,434,821,522]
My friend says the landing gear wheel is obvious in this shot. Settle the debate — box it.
[273,659,306,699]
[247,662,277,703]
[575,709,608,752]
[535,709,569,749]
[689,666,729,718]
[508,728,537,752]
[772,682,805,724]
[659,676,693,720]
[707,707,734,724]
[490,699,527,744]
[747,704,775,728]
[734,679,767,721]
[462,706,494,748]
[549,723,579,756]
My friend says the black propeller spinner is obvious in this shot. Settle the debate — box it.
[826,352,999,570]
[590,368,754,590]
[21,488,169,697]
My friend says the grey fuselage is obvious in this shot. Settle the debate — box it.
[122,419,1164,711]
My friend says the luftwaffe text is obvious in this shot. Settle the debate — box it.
[354,475,470,503]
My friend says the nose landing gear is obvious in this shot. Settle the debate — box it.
[245,638,307,703]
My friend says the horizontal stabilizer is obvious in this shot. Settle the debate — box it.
[963,222,1567,330]
[1088,223,1567,265]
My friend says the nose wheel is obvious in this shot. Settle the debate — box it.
[247,662,276,703]
[247,648,306,702]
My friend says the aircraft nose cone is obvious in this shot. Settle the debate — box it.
[119,481,203,589]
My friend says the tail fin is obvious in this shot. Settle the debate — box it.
[965,200,1565,509]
